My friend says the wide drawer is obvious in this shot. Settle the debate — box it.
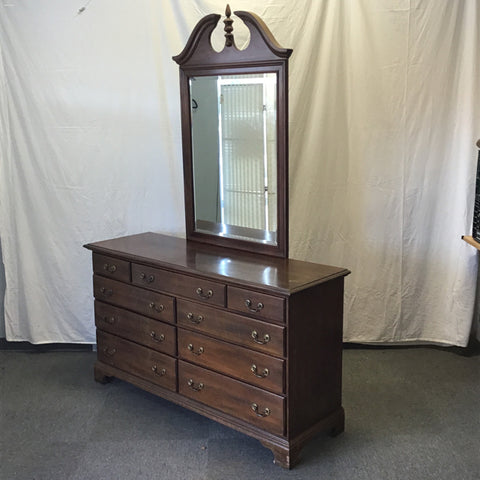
[131,263,226,307]
[93,275,175,323]
[95,301,176,356]
[97,330,176,391]
[178,361,284,436]
[177,299,285,357]
[227,286,285,323]
[93,253,130,282]
[178,329,284,394]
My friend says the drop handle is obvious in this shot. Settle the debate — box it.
[187,343,204,356]
[251,330,270,345]
[186,312,204,324]
[102,316,116,325]
[196,287,213,299]
[251,364,269,378]
[150,332,165,342]
[251,403,271,417]
[103,263,117,273]
[149,302,164,313]
[245,299,264,313]
[151,365,166,376]
[187,379,204,391]
[139,272,155,283]
[99,287,113,297]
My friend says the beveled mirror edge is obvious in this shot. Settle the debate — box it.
[173,7,291,258]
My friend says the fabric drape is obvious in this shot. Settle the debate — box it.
[0,0,478,346]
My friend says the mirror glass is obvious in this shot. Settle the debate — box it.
[190,73,278,245]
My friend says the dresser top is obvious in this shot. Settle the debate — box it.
[85,232,349,294]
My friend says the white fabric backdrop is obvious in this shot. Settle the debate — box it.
[0,0,479,346]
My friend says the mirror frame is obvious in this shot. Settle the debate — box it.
[173,7,292,258]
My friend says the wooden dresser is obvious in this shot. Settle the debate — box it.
[85,231,350,468]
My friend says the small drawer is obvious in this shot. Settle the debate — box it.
[178,361,284,436]
[97,331,176,391]
[93,253,130,282]
[93,275,175,323]
[131,263,226,307]
[227,286,285,323]
[177,299,285,357]
[178,329,284,394]
[95,301,176,356]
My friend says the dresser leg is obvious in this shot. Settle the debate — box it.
[260,441,301,469]
[328,407,345,437]
[260,407,345,468]
[94,364,112,384]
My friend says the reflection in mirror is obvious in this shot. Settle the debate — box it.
[190,73,278,245]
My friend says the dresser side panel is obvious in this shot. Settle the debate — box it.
[286,277,344,438]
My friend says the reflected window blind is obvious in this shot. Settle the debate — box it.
[218,76,277,231]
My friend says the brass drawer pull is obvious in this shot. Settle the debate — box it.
[99,287,113,297]
[150,331,165,342]
[187,343,204,355]
[139,272,155,283]
[149,302,164,313]
[251,330,270,345]
[187,378,204,391]
[251,403,271,417]
[152,365,166,376]
[251,364,269,378]
[245,299,264,313]
[196,287,213,299]
[186,312,204,324]
[103,263,117,273]
[103,346,116,357]
[102,316,116,325]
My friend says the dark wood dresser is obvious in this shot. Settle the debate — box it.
[85,231,350,468]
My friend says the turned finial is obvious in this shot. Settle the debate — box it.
[224,4,234,47]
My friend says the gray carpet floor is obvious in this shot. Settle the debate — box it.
[0,347,478,480]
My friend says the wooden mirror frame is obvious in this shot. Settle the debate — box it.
[173,6,292,258]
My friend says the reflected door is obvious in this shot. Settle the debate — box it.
[219,75,277,232]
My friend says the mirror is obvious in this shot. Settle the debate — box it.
[173,6,292,257]
[191,73,278,245]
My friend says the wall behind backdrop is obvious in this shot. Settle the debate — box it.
[0,0,479,346]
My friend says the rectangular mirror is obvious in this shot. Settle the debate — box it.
[190,73,278,245]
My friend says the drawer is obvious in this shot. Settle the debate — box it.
[95,301,176,356]
[227,286,285,323]
[178,361,284,436]
[93,275,175,323]
[177,299,285,357]
[131,263,226,307]
[93,253,130,282]
[178,329,284,394]
[97,331,176,391]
